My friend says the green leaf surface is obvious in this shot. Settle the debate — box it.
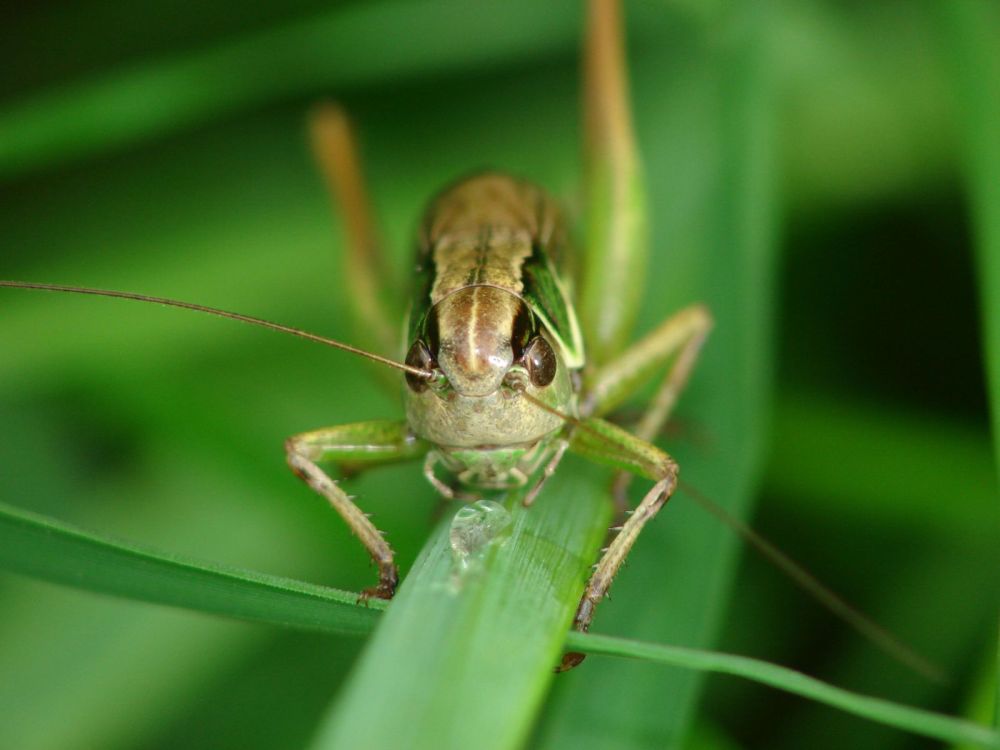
[942,0,1000,471]
[940,1,1000,735]
[0,501,378,637]
[312,458,610,750]
[0,0,578,179]
[3,498,996,748]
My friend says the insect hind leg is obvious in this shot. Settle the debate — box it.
[309,102,401,363]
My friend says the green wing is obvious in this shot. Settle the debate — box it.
[406,247,436,346]
[522,243,585,369]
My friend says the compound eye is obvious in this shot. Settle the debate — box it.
[523,335,556,387]
[404,340,435,392]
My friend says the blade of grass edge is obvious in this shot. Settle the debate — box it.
[1,501,996,748]
[567,633,999,750]
[939,1,1000,734]
[0,500,379,637]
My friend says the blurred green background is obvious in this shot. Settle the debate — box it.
[0,1,997,749]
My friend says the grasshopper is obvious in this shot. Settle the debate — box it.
[1,0,709,645]
[0,0,933,678]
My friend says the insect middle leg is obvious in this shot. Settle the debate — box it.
[582,303,712,507]
[563,279,713,651]
[555,306,710,668]
[285,420,428,600]
[554,418,681,672]
[582,303,712,422]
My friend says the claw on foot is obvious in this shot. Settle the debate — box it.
[357,579,397,606]
[555,651,587,672]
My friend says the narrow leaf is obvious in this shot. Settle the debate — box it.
[0,0,583,180]
[0,501,378,637]
[567,633,1000,750]
[310,457,611,750]
[940,1,1000,734]
[2,500,994,748]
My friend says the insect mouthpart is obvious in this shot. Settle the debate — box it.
[503,366,531,392]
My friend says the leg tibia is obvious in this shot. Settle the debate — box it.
[559,418,678,670]
[285,420,427,600]
[573,464,677,633]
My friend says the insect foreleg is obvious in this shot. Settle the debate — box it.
[285,420,428,600]
[555,417,679,669]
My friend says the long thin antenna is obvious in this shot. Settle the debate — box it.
[519,390,946,683]
[677,480,946,684]
[0,281,432,380]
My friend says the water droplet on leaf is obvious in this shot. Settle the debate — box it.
[448,500,512,581]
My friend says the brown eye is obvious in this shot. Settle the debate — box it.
[523,336,556,387]
[404,340,435,392]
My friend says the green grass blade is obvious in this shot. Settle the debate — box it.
[3,497,995,748]
[568,633,1000,750]
[310,457,611,750]
[0,501,378,637]
[940,1,1000,734]
[0,0,583,180]
[942,0,1000,472]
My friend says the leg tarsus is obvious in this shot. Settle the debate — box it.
[555,651,587,672]
[522,439,569,507]
[423,452,478,501]
[357,572,398,606]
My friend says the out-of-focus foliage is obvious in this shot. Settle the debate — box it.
[0,1,996,749]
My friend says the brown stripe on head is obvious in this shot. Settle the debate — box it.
[434,286,522,396]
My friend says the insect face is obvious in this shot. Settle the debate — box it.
[403,286,575,450]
